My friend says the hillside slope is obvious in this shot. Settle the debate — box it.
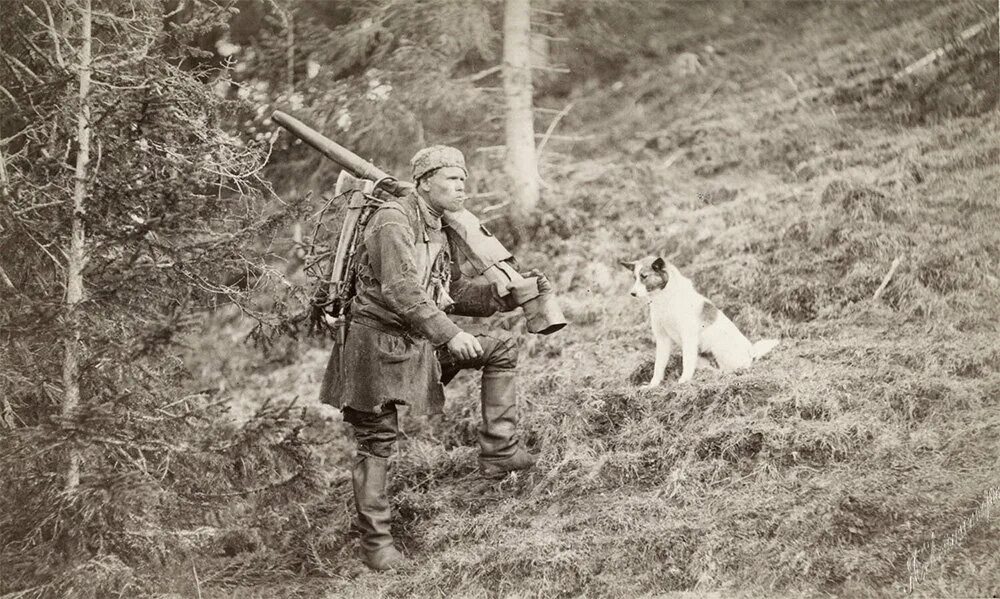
[181,2,999,598]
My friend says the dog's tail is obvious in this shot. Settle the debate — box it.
[750,338,779,360]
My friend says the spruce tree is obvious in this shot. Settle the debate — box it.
[0,0,305,593]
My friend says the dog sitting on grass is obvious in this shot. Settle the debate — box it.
[621,256,778,388]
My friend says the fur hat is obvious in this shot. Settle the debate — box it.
[410,145,467,182]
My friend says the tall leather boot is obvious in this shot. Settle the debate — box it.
[478,371,536,476]
[352,455,406,571]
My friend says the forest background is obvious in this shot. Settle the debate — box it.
[1,0,998,597]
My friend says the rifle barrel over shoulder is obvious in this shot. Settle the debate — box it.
[272,110,408,196]
[271,109,566,335]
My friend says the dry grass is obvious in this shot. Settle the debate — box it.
[167,1,1000,597]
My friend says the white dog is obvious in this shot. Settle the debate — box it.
[621,256,778,387]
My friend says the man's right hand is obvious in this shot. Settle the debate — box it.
[446,331,483,361]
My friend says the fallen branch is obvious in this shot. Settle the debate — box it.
[0,141,8,192]
[0,264,13,289]
[873,256,902,301]
[1,396,20,428]
[893,18,993,81]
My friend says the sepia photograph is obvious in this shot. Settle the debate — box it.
[1,0,998,597]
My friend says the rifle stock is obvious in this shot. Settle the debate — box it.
[272,110,566,335]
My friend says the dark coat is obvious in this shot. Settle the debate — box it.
[319,190,509,415]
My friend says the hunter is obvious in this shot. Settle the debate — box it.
[319,145,551,571]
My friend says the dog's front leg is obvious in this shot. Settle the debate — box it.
[644,336,673,388]
[677,330,699,383]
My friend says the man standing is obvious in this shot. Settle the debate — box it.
[319,145,550,571]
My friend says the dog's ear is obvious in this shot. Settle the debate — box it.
[651,257,666,272]
[619,260,636,272]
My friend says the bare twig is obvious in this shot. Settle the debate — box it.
[531,64,571,73]
[0,84,19,106]
[24,225,64,271]
[536,101,574,156]
[193,564,203,599]
[464,65,500,82]
[90,77,151,90]
[164,0,186,18]
[893,18,992,81]
[3,53,45,84]
[482,200,511,213]
[533,133,592,142]
[873,256,902,301]
[15,29,61,71]
[37,0,66,66]
[93,23,159,69]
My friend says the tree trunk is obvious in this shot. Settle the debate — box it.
[285,7,294,95]
[64,0,92,492]
[502,0,539,237]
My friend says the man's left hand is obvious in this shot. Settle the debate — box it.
[521,269,553,295]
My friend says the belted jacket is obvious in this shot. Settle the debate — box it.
[319,189,511,415]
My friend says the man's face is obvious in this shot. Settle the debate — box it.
[419,166,466,214]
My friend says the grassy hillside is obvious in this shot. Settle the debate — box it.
[173,2,999,597]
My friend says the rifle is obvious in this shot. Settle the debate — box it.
[272,110,566,335]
